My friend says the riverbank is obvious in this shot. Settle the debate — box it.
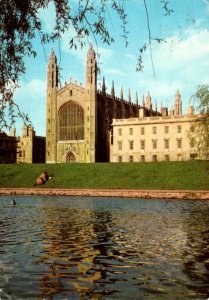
[0,161,209,190]
[0,188,209,200]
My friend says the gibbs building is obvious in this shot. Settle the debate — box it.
[46,44,159,163]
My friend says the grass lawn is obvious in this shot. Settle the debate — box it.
[0,160,208,190]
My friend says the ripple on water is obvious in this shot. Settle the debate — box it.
[0,196,209,299]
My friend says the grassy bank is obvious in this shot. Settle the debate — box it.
[0,161,208,190]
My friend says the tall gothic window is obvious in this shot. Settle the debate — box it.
[58,102,84,140]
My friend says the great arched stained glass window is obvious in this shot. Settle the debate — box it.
[58,102,84,140]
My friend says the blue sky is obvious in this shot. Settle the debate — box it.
[11,0,209,136]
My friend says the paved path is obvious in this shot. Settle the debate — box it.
[0,188,209,200]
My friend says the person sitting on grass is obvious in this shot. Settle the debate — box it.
[34,171,52,186]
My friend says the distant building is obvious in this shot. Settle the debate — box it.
[111,91,204,162]
[17,125,45,163]
[46,44,159,163]
[2,46,204,165]
[0,130,17,163]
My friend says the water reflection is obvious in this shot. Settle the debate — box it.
[181,205,209,298]
[0,196,209,299]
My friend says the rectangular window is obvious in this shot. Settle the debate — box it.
[190,125,195,132]
[165,139,169,149]
[129,140,134,150]
[177,139,182,148]
[118,128,122,136]
[118,141,122,150]
[177,125,181,133]
[153,127,157,134]
[129,128,133,135]
[118,156,122,162]
[152,155,157,162]
[141,127,145,135]
[129,156,133,162]
[141,140,145,150]
[152,139,157,149]
[141,155,145,162]
[190,138,195,148]
[177,154,182,161]
[165,154,169,161]
[190,153,197,160]
[165,126,169,134]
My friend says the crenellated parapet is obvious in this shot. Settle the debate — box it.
[34,136,46,141]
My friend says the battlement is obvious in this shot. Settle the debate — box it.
[34,136,46,141]
[113,113,199,125]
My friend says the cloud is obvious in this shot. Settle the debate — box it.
[13,79,46,136]
[93,23,209,115]
[155,28,209,70]
[131,25,209,110]
[61,32,115,63]
[104,68,126,76]
[138,78,184,105]
[125,53,136,60]
[61,29,89,61]
[202,0,209,13]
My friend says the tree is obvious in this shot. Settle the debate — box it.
[190,85,209,159]
[0,0,172,130]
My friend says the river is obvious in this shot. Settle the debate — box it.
[0,196,209,299]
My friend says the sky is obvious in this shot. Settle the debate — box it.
[10,0,209,136]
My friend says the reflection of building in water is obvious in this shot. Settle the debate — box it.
[181,206,209,297]
[38,204,191,299]
[38,207,102,297]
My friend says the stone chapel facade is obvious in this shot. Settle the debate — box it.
[46,44,159,163]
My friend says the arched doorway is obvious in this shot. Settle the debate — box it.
[66,151,76,163]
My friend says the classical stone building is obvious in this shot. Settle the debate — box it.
[17,125,45,163]
[111,90,203,162]
[46,44,159,163]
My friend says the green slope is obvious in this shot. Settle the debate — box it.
[0,161,208,190]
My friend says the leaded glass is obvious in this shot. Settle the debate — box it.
[58,102,84,140]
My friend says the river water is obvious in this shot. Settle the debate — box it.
[0,196,209,300]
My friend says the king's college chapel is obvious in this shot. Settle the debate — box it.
[46,44,161,163]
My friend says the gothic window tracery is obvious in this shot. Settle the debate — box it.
[58,102,84,140]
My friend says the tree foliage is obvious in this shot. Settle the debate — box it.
[0,0,173,130]
[191,85,209,158]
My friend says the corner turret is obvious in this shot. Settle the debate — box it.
[46,48,58,163]
[85,43,97,162]
[86,43,97,86]
[174,89,182,115]
[146,91,152,110]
